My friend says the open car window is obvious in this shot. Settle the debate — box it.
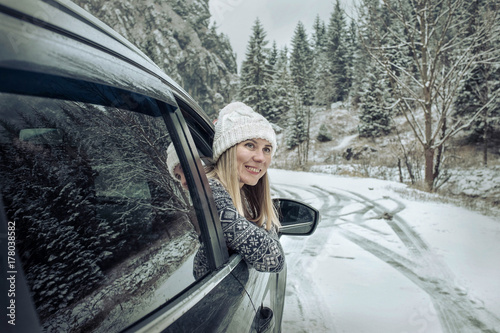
[0,91,205,332]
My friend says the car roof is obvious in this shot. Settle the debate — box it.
[0,0,213,129]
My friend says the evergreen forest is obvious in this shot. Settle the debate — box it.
[237,0,499,192]
[75,0,499,195]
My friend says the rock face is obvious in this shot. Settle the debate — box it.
[74,0,239,118]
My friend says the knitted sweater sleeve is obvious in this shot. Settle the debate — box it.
[208,178,285,273]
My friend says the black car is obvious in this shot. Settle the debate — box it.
[0,1,319,332]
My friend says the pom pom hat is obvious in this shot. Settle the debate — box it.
[212,102,277,162]
[166,142,180,179]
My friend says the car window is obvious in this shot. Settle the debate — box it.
[0,92,203,332]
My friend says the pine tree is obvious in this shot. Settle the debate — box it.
[269,47,293,127]
[239,18,274,117]
[351,0,383,106]
[454,0,500,165]
[312,15,332,106]
[286,86,307,150]
[312,15,327,51]
[327,0,349,102]
[314,51,334,107]
[358,62,392,137]
[345,19,358,105]
[290,21,315,107]
[269,41,278,68]
[290,21,314,166]
[383,2,414,98]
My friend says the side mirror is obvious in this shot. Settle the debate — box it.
[274,198,320,236]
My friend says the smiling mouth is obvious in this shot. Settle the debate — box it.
[245,166,261,174]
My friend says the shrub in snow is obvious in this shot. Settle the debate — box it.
[317,124,333,142]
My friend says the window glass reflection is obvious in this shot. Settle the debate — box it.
[0,93,201,332]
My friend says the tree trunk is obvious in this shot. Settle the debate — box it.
[397,158,403,183]
[424,146,435,191]
[405,158,415,185]
[483,113,488,167]
[421,10,434,192]
[423,107,435,191]
[297,143,302,168]
[305,106,311,165]
[434,117,447,181]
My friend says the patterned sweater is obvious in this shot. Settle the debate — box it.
[193,178,285,279]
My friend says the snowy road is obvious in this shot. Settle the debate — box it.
[269,169,500,333]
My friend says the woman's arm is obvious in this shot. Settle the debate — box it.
[209,179,285,273]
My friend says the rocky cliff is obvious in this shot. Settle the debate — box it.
[74,0,239,118]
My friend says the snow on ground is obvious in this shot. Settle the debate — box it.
[269,168,500,333]
[441,166,500,199]
[331,134,359,151]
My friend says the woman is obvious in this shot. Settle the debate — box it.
[167,142,188,190]
[194,101,285,278]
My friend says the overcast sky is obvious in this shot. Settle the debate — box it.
[208,0,357,71]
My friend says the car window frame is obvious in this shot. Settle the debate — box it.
[0,2,236,330]
[1,0,229,271]
[0,66,231,331]
[163,103,229,269]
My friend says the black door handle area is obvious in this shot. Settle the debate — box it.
[256,305,275,333]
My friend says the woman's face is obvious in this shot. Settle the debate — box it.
[236,138,273,188]
[173,164,188,190]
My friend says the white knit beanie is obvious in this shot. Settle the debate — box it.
[167,142,180,179]
[212,102,277,162]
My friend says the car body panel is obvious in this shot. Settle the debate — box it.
[127,255,248,333]
[0,1,320,332]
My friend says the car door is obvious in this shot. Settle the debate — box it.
[0,2,255,332]
[0,69,262,333]
[0,2,319,332]
[158,101,284,333]
[176,100,322,333]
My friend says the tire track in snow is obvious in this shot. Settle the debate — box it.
[321,185,500,332]
[277,182,500,333]
[316,186,500,332]
[274,183,338,332]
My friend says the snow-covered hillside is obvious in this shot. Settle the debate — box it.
[273,104,500,218]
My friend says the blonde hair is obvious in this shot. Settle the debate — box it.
[206,145,280,231]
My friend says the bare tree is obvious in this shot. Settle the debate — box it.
[362,0,499,191]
